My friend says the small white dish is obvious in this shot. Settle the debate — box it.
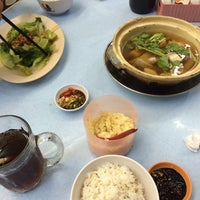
[55,84,89,112]
[37,0,73,15]
[70,155,159,200]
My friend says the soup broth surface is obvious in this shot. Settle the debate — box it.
[123,32,199,76]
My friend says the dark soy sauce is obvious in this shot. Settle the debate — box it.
[150,168,186,200]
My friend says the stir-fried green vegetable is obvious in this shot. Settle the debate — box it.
[126,32,198,72]
[0,17,57,75]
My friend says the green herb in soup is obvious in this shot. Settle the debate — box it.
[0,17,57,76]
[123,32,199,76]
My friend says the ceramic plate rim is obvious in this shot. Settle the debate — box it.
[0,13,65,83]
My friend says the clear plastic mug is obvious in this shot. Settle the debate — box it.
[0,115,64,192]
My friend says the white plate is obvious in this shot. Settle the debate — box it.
[0,14,65,83]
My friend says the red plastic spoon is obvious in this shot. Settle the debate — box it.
[96,128,137,140]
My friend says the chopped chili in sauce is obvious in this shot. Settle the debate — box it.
[150,168,186,200]
[57,88,86,109]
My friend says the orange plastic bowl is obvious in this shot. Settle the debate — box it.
[149,161,192,200]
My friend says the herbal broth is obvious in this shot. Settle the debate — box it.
[123,32,199,76]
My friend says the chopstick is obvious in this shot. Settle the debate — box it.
[2,14,47,56]
[0,34,19,54]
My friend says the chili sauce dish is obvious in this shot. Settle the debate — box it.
[149,161,192,200]
[55,84,89,112]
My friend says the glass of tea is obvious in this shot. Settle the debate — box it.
[0,115,64,193]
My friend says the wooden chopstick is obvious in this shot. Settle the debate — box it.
[0,34,19,54]
[2,14,47,56]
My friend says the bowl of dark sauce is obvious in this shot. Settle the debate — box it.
[149,161,192,200]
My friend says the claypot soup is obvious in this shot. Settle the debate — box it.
[122,32,199,76]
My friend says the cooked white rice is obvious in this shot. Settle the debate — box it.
[81,162,145,200]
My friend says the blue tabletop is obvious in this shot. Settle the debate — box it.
[0,0,200,199]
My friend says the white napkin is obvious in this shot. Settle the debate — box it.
[184,133,200,152]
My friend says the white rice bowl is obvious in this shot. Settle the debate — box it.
[70,155,159,200]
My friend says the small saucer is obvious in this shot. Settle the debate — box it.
[104,43,200,97]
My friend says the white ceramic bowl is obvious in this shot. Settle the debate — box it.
[70,155,159,200]
[37,0,73,15]
[55,84,89,112]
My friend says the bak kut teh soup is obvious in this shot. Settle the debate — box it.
[122,32,199,76]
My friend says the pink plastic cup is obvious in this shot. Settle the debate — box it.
[83,95,138,156]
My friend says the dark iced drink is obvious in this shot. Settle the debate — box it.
[0,128,46,192]
[0,115,64,193]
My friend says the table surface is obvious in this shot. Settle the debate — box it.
[0,0,200,199]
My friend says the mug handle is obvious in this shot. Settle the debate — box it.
[35,132,64,167]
